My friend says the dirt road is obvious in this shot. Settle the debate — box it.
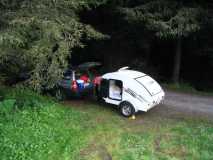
[157,90,213,120]
[65,90,213,121]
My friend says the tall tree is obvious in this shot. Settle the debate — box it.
[121,0,204,83]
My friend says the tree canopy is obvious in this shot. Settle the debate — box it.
[0,0,213,91]
[118,0,206,83]
[121,1,204,38]
[0,0,106,91]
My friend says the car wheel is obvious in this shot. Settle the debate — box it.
[120,102,135,117]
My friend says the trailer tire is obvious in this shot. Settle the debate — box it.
[120,101,135,117]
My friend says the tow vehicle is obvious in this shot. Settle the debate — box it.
[55,62,101,99]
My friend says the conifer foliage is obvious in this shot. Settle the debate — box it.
[0,0,105,91]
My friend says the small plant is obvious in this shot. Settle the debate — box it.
[0,99,16,117]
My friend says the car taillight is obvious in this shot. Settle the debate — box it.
[93,76,102,86]
[71,80,78,92]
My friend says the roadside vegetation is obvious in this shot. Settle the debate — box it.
[1,87,213,160]
[164,83,213,96]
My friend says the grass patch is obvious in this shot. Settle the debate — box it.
[0,87,213,159]
[163,83,213,96]
[0,87,91,160]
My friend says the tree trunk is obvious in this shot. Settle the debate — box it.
[172,38,182,84]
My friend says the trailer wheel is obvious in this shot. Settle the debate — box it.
[120,101,135,117]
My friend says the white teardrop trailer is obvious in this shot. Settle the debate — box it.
[96,67,165,117]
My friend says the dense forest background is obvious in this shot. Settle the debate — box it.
[0,0,213,92]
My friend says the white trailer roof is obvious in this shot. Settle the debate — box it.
[103,69,146,79]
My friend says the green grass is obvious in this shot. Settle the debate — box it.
[0,87,91,160]
[0,87,213,160]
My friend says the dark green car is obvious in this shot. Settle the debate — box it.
[56,62,102,100]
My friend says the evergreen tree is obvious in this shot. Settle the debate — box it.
[0,0,106,91]
[121,0,204,83]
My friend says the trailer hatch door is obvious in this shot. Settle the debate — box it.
[136,76,162,96]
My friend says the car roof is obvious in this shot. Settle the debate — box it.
[103,69,146,79]
[68,62,102,71]
[77,62,102,69]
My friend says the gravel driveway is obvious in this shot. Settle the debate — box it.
[160,90,213,120]
[64,90,213,121]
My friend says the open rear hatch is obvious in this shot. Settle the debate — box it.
[77,62,102,70]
